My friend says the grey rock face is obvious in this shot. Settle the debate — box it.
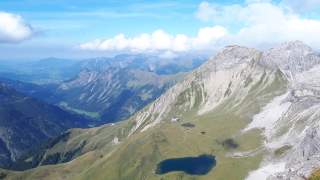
[261,41,320,76]
[242,42,320,179]
[270,127,320,180]
[297,127,320,161]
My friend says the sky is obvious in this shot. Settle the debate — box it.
[1,0,320,59]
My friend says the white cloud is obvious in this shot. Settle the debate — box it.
[79,26,228,52]
[245,0,272,4]
[195,1,217,22]
[192,26,228,49]
[0,12,35,43]
[195,1,320,49]
[80,1,320,53]
[281,0,320,12]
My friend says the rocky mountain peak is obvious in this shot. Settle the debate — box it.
[203,45,261,72]
[280,40,312,52]
[261,41,320,76]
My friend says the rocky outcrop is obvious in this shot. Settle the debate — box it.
[244,41,320,179]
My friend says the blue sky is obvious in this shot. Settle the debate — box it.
[0,0,205,59]
[1,1,211,41]
[1,0,320,59]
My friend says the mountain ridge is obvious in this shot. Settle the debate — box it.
[4,41,320,180]
[0,82,91,170]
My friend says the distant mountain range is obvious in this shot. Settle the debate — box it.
[0,54,206,124]
[0,54,206,84]
[0,58,82,84]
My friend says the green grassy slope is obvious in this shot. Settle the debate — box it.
[3,66,288,180]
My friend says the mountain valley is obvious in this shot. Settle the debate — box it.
[1,41,319,180]
[0,54,205,124]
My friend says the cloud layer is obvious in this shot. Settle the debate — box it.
[80,1,320,52]
[0,12,34,43]
[281,0,320,12]
[79,26,228,52]
[195,1,320,49]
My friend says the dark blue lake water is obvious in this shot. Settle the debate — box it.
[155,154,216,175]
